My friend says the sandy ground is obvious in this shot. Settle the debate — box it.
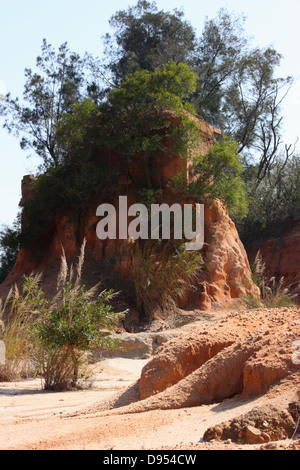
[0,356,299,451]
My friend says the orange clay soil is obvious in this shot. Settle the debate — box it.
[0,306,299,450]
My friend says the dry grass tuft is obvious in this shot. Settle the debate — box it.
[129,241,203,321]
[250,251,299,308]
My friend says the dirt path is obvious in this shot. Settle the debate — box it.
[0,357,298,450]
[1,307,300,451]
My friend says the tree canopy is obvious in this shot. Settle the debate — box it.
[103,0,196,84]
[57,61,200,188]
[0,40,89,169]
[0,2,294,181]
[0,0,298,274]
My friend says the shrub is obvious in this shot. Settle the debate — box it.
[172,136,248,220]
[29,239,124,390]
[129,240,203,321]
[0,240,124,389]
[97,62,200,188]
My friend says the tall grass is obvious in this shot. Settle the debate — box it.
[250,251,299,308]
[0,274,43,381]
[129,241,203,321]
[0,240,123,389]
[29,239,123,390]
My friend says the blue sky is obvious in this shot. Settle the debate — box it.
[0,0,300,227]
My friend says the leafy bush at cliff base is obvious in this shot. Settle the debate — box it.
[1,240,124,390]
[29,240,124,390]
[172,136,248,220]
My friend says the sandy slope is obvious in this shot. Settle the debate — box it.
[0,359,298,450]
[0,308,299,451]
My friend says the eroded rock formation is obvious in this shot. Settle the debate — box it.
[1,195,259,315]
[104,307,300,414]
[249,225,300,289]
[0,113,259,317]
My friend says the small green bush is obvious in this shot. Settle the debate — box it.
[0,240,124,389]
[29,239,124,390]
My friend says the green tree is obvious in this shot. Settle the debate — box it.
[191,9,249,127]
[0,40,88,169]
[103,0,196,84]
[190,9,293,178]
[103,2,294,191]
[57,61,200,188]
[0,216,21,283]
[96,61,199,188]
[18,62,200,260]
[238,153,300,245]
[56,98,99,158]
[173,136,248,220]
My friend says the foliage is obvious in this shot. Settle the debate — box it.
[15,62,200,255]
[97,61,199,188]
[20,158,119,253]
[0,40,88,169]
[103,2,293,184]
[138,188,162,208]
[129,240,203,321]
[56,98,100,157]
[0,216,21,283]
[0,3,293,186]
[249,251,299,308]
[238,154,300,245]
[190,9,292,152]
[55,61,200,187]
[0,1,297,281]
[172,136,248,220]
[31,240,123,390]
[0,240,124,389]
[191,9,249,127]
[103,0,196,84]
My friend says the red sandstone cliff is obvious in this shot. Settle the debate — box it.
[0,194,259,317]
[248,222,300,291]
[0,114,259,322]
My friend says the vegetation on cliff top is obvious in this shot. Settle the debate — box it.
[0,0,299,281]
[2,59,247,264]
